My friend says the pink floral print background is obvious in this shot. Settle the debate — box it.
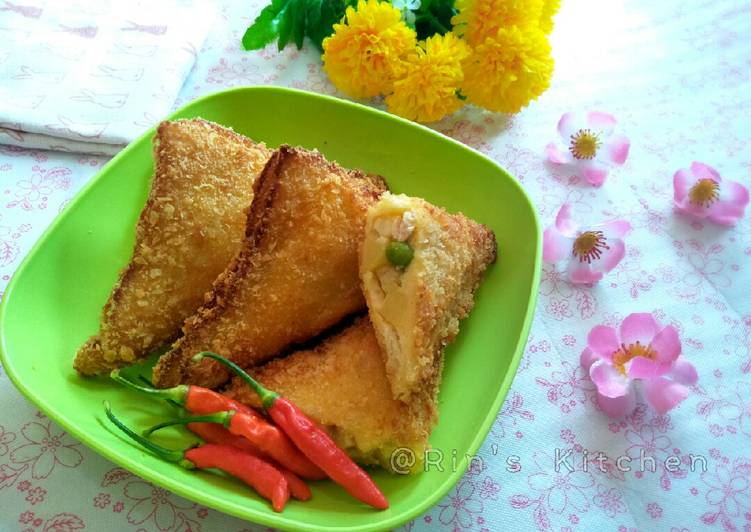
[1,0,750,530]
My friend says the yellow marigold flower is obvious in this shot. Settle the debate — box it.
[386,33,470,123]
[322,0,416,99]
[452,0,543,45]
[461,25,554,114]
[540,0,561,34]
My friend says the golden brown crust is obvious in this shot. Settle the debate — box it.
[73,119,271,376]
[359,193,497,399]
[223,317,437,473]
[152,146,388,389]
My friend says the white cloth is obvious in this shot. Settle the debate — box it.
[0,0,214,155]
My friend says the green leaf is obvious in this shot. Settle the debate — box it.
[307,0,347,51]
[241,0,293,51]
[414,0,456,40]
[291,0,307,49]
[277,0,296,50]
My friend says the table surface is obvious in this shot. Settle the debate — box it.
[2,0,750,530]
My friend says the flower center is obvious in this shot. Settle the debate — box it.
[612,341,657,375]
[569,129,601,160]
[688,178,720,207]
[572,231,609,264]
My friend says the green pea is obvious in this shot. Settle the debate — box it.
[386,241,413,268]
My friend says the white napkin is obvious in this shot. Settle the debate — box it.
[0,0,214,155]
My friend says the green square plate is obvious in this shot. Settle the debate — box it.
[0,87,540,531]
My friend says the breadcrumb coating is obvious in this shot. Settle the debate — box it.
[74,119,271,376]
[152,146,388,389]
[360,192,497,400]
[224,316,437,473]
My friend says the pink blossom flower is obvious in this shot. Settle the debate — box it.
[546,111,630,186]
[543,204,631,284]
[673,162,748,226]
[581,313,698,418]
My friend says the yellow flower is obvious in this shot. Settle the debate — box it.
[452,0,543,45]
[540,0,561,34]
[386,33,470,123]
[322,0,416,98]
[461,25,554,114]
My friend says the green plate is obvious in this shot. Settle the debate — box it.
[0,87,540,531]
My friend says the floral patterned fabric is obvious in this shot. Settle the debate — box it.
[1,0,750,530]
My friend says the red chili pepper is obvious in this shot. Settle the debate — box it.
[110,371,325,480]
[192,352,389,510]
[104,402,289,512]
[185,423,311,501]
[111,370,258,417]
[143,411,325,481]
[186,445,289,511]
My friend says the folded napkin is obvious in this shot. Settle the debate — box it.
[0,0,213,155]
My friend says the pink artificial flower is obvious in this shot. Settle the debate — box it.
[581,313,698,419]
[673,162,749,226]
[546,111,630,186]
[543,204,631,284]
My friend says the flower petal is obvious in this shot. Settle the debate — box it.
[644,377,689,415]
[587,325,619,360]
[543,226,574,262]
[597,389,635,419]
[568,259,603,284]
[155,501,176,530]
[592,238,625,274]
[708,179,749,226]
[669,356,698,385]
[579,160,609,187]
[690,161,721,182]
[21,422,48,444]
[706,488,725,505]
[580,347,598,371]
[647,325,681,364]
[547,486,567,514]
[125,480,153,501]
[620,313,659,346]
[557,112,581,140]
[54,445,83,468]
[673,169,692,203]
[10,443,41,464]
[586,111,616,136]
[31,450,55,479]
[628,356,670,379]
[546,142,573,164]
[127,498,155,526]
[555,203,578,236]
[528,472,552,491]
[590,360,630,398]
[604,134,629,165]
[598,219,632,239]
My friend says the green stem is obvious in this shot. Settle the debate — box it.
[192,352,279,410]
[103,401,192,467]
[143,412,233,437]
[110,370,188,405]
[137,376,184,411]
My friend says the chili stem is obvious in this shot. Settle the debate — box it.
[143,412,233,437]
[192,352,278,409]
[137,375,184,411]
[103,401,193,467]
[110,370,188,404]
